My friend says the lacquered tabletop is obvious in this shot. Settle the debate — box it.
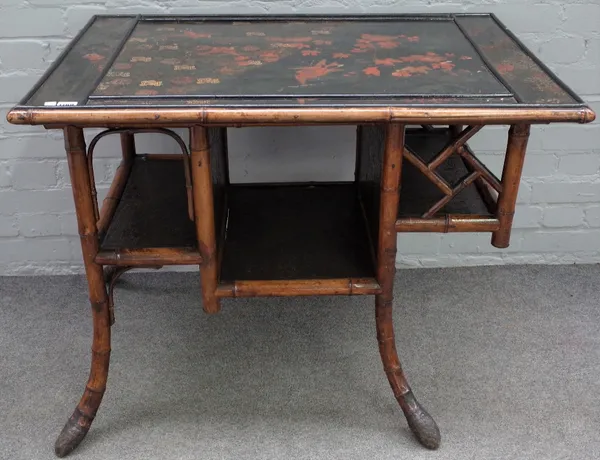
[7,14,595,125]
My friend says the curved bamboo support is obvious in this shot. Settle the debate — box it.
[376,123,441,450]
[56,127,111,458]
[86,127,195,224]
[104,265,163,325]
[96,158,133,237]
[104,266,134,326]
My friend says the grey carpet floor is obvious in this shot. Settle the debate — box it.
[1,265,600,460]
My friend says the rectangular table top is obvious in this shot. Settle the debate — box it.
[7,14,595,125]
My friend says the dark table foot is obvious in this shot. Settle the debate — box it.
[55,408,94,457]
[400,390,441,449]
[54,348,108,457]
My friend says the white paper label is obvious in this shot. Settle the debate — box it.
[44,101,78,106]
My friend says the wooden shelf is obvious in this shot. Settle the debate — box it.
[219,183,378,290]
[97,155,201,265]
[94,128,499,268]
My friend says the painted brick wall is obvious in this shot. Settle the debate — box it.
[0,1,599,275]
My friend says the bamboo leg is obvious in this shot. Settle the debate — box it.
[55,127,111,458]
[190,126,220,313]
[376,123,441,450]
[120,131,136,162]
[491,124,531,248]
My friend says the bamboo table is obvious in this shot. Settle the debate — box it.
[7,13,595,458]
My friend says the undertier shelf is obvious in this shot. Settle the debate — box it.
[97,156,201,265]
[95,128,497,269]
[220,183,377,283]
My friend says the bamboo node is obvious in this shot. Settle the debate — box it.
[582,108,596,123]
[91,347,111,355]
[79,231,98,240]
[382,364,404,374]
[89,299,107,313]
[376,299,394,309]
[497,209,515,217]
[84,386,106,395]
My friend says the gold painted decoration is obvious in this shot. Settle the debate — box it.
[196,78,221,84]
[140,80,163,87]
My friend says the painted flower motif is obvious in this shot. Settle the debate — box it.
[431,61,455,72]
[260,51,280,63]
[219,66,238,75]
[391,69,411,78]
[206,46,238,55]
[392,66,431,78]
[109,78,132,86]
[238,60,263,66]
[295,59,343,85]
[83,53,105,61]
[184,30,212,39]
[174,64,196,71]
[196,78,221,84]
[140,80,163,87]
[497,63,515,73]
[377,41,399,49]
[270,42,310,49]
[363,66,380,76]
[106,71,130,78]
[266,36,312,43]
[375,58,399,66]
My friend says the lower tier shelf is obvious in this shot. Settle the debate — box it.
[220,183,377,282]
[97,155,201,265]
[95,127,499,269]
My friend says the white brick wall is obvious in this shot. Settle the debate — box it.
[0,1,599,275]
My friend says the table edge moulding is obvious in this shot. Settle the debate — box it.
[6,12,596,458]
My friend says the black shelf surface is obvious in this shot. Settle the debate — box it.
[100,156,198,251]
[400,129,494,217]
[220,183,376,281]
